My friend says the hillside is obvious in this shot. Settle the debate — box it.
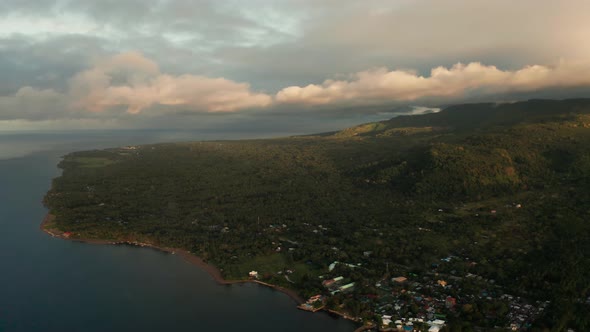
[44,99,590,331]
[337,98,590,136]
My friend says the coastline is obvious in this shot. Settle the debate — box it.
[40,213,305,304]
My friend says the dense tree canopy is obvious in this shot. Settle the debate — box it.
[44,99,590,331]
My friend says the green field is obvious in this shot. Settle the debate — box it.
[66,156,119,168]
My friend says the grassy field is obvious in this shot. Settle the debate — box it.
[67,156,118,168]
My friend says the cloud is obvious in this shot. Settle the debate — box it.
[2,1,590,94]
[211,0,590,91]
[3,50,590,133]
[67,53,590,115]
[0,86,67,120]
[408,106,441,115]
[1,0,589,134]
[275,61,590,106]
[67,52,272,114]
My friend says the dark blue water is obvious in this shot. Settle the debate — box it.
[0,132,355,332]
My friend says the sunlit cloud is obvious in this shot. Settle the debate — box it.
[63,54,590,114]
[276,60,590,106]
[67,52,273,114]
[3,52,590,124]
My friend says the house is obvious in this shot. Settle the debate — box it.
[329,261,360,271]
[248,271,259,279]
[392,276,407,283]
[329,261,339,271]
[430,319,446,326]
[381,315,392,327]
[325,279,343,294]
[307,295,324,303]
[322,279,335,287]
[339,282,355,292]
[63,232,72,238]
[427,319,446,332]
[322,276,344,288]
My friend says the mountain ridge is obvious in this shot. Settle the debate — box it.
[331,98,590,137]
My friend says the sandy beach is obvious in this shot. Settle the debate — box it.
[40,213,305,304]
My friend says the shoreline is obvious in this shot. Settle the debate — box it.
[40,213,306,304]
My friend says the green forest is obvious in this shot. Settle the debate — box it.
[44,99,590,331]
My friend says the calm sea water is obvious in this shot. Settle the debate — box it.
[0,131,355,332]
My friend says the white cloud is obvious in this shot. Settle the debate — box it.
[0,86,67,120]
[67,52,273,114]
[3,52,590,130]
[0,13,119,41]
[276,60,590,106]
[408,106,441,115]
[0,52,273,124]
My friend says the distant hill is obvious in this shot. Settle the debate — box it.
[334,98,590,137]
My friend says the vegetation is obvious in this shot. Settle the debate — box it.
[44,99,590,331]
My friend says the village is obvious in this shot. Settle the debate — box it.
[295,256,549,331]
[245,234,550,332]
[232,198,566,331]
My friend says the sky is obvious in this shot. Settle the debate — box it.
[1,0,590,134]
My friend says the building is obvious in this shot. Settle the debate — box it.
[322,279,335,287]
[392,276,408,283]
[381,315,392,327]
[322,276,344,288]
[428,319,446,332]
[249,271,259,279]
[339,282,355,292]
[307,295,323,303]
